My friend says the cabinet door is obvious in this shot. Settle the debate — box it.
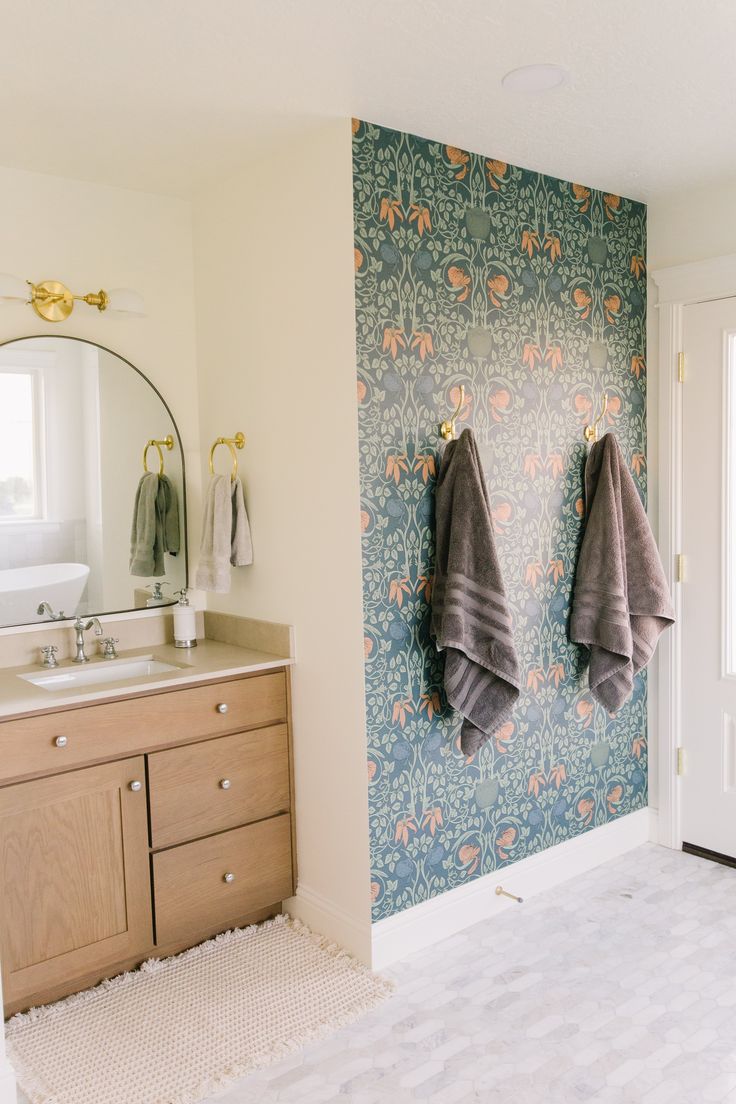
[0,757,152,1009]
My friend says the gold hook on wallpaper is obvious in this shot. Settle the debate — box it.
[584,393,609,443]
[439,385,465,441]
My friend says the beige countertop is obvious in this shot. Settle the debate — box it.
[0,639,292,719]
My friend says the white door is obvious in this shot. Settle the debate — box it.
[681,296,736,859]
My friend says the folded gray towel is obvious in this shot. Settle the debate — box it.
[158,475,181,558]
[194,474,233,593]
[570,432,674,712]
[230,477,253,567]
[431,428,520,756]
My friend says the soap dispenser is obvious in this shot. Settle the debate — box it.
[146,581,170,607]
[173,588,197,648]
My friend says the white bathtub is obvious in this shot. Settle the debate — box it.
[0,563,90,627]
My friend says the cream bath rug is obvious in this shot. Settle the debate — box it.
[6,914,393,1104]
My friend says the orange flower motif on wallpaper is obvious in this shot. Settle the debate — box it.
[490,500,512,533]
[363,636,373,658]
[494,721,514,754]
[631,452,646,476]
[604,294,622,324]
[360,510,370,532]
[496,827,517,860]
[392,699,414,729]
[395,815,418,846]
[549,762,567,789]
[487,273,510,307]
[577,797,594,826]
[351,117,361,135]
[603,193,621,220]
[367,759,377,782]
[631,355,645,379]
[631,735,646,759]
[354,246,364,272]
[576,698,594,728]
[379,196,404,230]
[543,233,562,262]
[528,770,546,798]
[523,452,543,478]
[574,393,593,421]
[575,497,585,518]
[606,784,623,814]
[630,254,646,278]
[527,667,545,693]
[459,843,480,875]
[548,662,565,688]
[385,453,408,484]
[421,806,443,836]
[572,183,591,213]
[419,691,441,720]
[572,287,592,319]
[525,561,544,588]
[447,265,471,302]
[605,395,622,423]
[546,453,564,478]
[522,341,543,369]
[370,881,381,902]
[416,574,433,602]
[382,326,406,359]
[408,204,432,236]
[388,576,411,606]
[489,388,510,422]
[413,453,436,483]
[521,229,540,258]
[547,558,564,584]
[446,145,470,180]
[357,379,367,403]
[411,330,434,361]
[486,159,508,190]
[545,344,563,372]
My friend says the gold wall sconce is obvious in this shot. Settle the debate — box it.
[0,274,145,323]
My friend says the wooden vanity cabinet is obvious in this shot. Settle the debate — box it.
[0,668,295,1016]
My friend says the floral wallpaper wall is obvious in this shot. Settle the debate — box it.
[352,121,647,922]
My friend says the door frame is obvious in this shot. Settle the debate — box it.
[652,253,736,849]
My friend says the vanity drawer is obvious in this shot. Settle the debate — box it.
[153,814,293,946]
[148,724,290,848]
[0,672,287,784]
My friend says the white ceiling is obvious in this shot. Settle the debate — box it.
[4,0,736,201]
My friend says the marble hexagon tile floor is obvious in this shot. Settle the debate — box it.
[17,843,736,1104]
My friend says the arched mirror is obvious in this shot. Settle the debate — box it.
[0,336,187,628]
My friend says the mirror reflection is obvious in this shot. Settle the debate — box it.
[0,337,186,628]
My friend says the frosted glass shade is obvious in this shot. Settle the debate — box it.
[106,288,146,316]
[0,273,29,302]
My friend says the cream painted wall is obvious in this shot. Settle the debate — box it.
[192,120,372,959]
[0,165,201,575]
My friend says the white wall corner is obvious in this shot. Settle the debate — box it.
[370,807,653,970]
[286,884,373,966]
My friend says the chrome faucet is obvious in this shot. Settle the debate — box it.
[37,602,66,621]
[71,617,103,664]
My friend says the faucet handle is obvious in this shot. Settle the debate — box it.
[99,637,120,659]
[40,645,59,669]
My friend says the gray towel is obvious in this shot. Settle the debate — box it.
[431,428,520,756]
[130,473,181,577]
[570,432,674,712]
[230,477,253,566]
[194,474,233,593]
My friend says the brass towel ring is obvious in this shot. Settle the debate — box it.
[584,394,609,443]
[209,432,245,482]
[143,435,174,475]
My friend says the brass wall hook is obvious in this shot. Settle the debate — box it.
[439,385,465,441]
[142,435,174,475]
[584,393,609,443]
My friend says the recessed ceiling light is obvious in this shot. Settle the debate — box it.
[501,64,569,94]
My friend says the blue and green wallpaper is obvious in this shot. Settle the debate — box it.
[352,120,647,921]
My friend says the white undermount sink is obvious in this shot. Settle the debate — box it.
[20,655,183,691]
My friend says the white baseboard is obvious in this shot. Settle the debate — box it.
[371,807,654,970]
[285,884,372,964]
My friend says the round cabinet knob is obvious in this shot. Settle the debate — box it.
[223,872,235,884]
[216,703,229,715]
[54,736,68,748]
[219,778,231,790]
[129,780,142,792]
